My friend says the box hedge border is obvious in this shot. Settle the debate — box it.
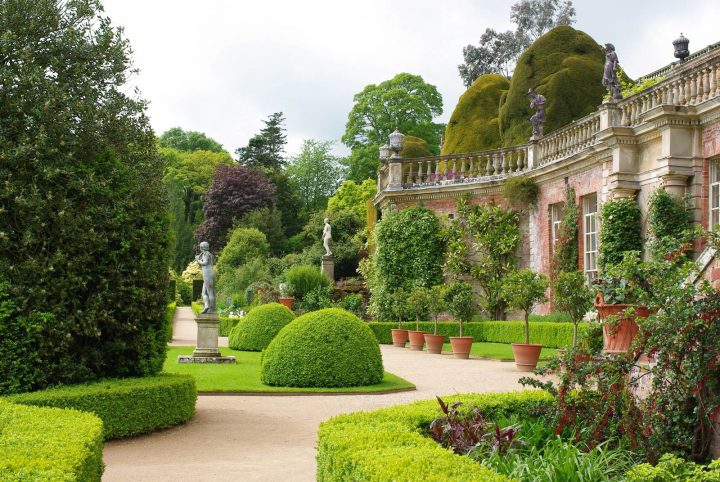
[0,399,104,481]
[317,391,554,481]
[367,321,587,348]
[6,374,196,440]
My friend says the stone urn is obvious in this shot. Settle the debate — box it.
[407,330,427,351]
[390,328,408,347]
[449,336,473,359]
[424,333,446,354]
[595,293,651,354]
[511,343,543,371]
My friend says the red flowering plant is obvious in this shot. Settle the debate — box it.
[522,228,720,463]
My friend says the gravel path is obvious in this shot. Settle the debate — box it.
[102,307,540,481]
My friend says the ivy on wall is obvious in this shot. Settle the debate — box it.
[598,197,642,270]
[552,187,579,277]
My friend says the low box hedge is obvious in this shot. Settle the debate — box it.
[6,374,196,440]
[367,321,587,348]
[0,399,104,481]
[317,390,553,481]
[219,316,240,337]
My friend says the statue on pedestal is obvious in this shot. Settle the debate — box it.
[603,43,623,102]
[322,218,332,256]
[195,241,216,314]
[527,89,546,139]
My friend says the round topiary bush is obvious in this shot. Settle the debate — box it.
[260,308,383,388]
[228,303,296,351]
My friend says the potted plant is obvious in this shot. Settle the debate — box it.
[552,271,594,348]
[503,269,548,371]
[389,288,409,347]
[424,285,447,354]
[277,282,294,310]
[445,282,476,359]
[406,286,431,351]
[594,274,650,354]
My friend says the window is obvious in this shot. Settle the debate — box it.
[550,203,563,248]
[583,194,598,282]
[710,161,720,231]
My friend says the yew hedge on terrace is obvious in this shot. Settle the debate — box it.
[0,0,169,394]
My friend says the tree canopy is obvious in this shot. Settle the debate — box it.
[158,127,224,152]
[236,112,287,169]
[287,140,344,212]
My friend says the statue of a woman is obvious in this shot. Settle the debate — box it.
[603,43,622,101]
[195,241,216,314]
[527,89,546,138]
[322,218,332,256]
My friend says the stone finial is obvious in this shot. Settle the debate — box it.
[673,33,690,63]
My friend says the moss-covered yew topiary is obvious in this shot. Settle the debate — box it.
[499,26,605,146]
[400,135,433,158]
[442,74,510,155]
[228,302,296,351]
[260,308,383,388]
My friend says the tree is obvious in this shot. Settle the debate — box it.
[340,144,383,182]
[287,139,344,212]
[158,127,224,152]
[342,73,444,151]
[503,270,548,344]
[552,271,593,346]
[0,0,169,393]
[458,0,576,86]
[216,228,270,276]
[235,207,286,257]
[236,112,287,169]
[195,165,276,251]
[264,167,306,238]
[327,179,377,220]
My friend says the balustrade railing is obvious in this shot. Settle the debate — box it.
[537,112,601,166]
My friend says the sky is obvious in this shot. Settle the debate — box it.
[102,0,720,157]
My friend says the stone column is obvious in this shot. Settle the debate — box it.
[387,160,403,191]
[599,101,622,130]
[660,174,689,197]
[526,141,539,169]
[321,255,335,285]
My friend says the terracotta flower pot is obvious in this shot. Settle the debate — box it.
[449,336,473,359]
[278,297,294,310]
[424,333,446,354]
[390,329,408,347]
[407,330,427,351]
[595,293,651,354]
[511,343,543,371]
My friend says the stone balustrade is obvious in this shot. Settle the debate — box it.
[536,111,601,166]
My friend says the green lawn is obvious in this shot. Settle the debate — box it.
[163,347,415,393]
[438,342,558,361]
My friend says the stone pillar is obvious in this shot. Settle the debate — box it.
[599,101,622,129]
[660,174,689,197]
[178,312,236,364]
[526,141,539,169]
[321,255,335,285]
[387,160,403,191]
[609,187,638,199]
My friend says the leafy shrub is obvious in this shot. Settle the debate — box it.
[648,188,694,259]
[166,302,177,342]
[552,271,594,346]
[0,0,170,395]
[0,399,104,482]
[217,257,268,308]
[261,308,383,387]
[599,197,642,269]
[335,294,366,317]
[528,312,572,323]
[626,453,720,481]
[502,269,548,344]
[551,187,579,276]
[228,303,296,351]
[445,282,476,337]
[317,391,553,481]
[219,316,241,337]
[244,279,279,307]
[7,374,196,440]
[216,227,269,275]
[285,265,330,299]
[299,285,335,313]
[503,176,539,206]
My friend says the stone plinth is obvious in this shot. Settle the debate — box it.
[321,255,334,285]
[177,312,236,364]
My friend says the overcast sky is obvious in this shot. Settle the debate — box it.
[102,0,719,157]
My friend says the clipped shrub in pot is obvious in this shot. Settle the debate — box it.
[552,271,594,348]
[406,286,432,351]
[503,269,548,371]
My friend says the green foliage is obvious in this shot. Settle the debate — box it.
[7,374,196,440]
[158,127,224,152]
[445,282,476,337]
[400,135,433,158]
[228,303,296,351]
[216,228,269,275]
[442,74,510,155]
[327,179,377,220]
[502,269,548,343]
[368,321,586,348]
[340,144,382,183]
[263,168,307,239]
[296,209,364,279]
[287,139,344,212]
[317,391,553,481]
[0,0,170,394]
[261,308,383,387]
[335,293,366,318]
[0,399,104,482]
[285,265,330,299]
[552,270,593,346]
[599,197,642,269]
[298,285,335,313]
[342,73,444,152]
[217,257,269,310]
[445,200,520,319]
[503,176,539,205]
[219,316,241,337]
[406,286,433,326]
[552,187,579,276]
[235,207,287,257]
[648,188,694,258]
[166,302,177,342]
[499,26,605,146]
[626,454,720,481]
[236,112,287,169]
[621,72,666,99]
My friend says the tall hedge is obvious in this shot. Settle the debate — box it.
[0,0,169,394]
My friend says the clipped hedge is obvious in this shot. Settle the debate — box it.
[317,390,553,481]
[219,316,240,337]
[261,308,383,388]
[368,321,587,348]
[166,302,177,341]
[228,303,296,351]
[0,399,104,481]
[7,374,196,440]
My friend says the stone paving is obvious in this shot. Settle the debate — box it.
[102,307,539,481]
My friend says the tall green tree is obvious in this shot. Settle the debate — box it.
[158,127,224,152]
[236,112,287,169]
[287,140,344,212]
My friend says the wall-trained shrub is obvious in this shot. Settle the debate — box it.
[599,197,642,269]
[261,308,383,388]
[285,265,330,299]
[0,399,104,481]
[317,391,553,481]
[228,303,296,351]
[7,374,196,440]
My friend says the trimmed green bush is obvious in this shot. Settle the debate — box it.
[261,308,383,387]
[0,399,104,481]
[219,316,241,337]
[285,265,330,299]
[499,26,605,146]
[442,74,509,155]
[317,391,553,481]
[228,303,296,351]
[166,302,177,342]
[367,321,587,348]
[7,374,196,440]
[400,135,433,158]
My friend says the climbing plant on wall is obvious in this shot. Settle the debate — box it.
[551,187,579,277]
[598,197,642,270]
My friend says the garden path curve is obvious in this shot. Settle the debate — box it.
[102,307,537,481]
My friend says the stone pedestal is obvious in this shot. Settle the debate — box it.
[321,255,334,285]
[177,312,236,364]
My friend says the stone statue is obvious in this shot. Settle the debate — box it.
[603,43,623,101]
[322,218,332,256]
[195,241,216,314]
[527,89,546,138]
